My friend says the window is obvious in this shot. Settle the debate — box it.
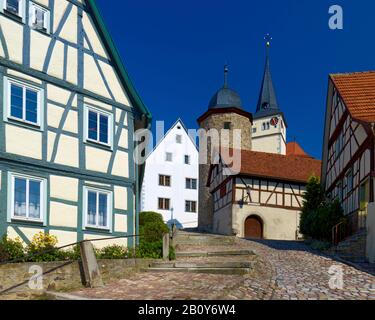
[185,201,197,213]
[6,78,41,126]
[262,122,270,131]
[224,122,231,130]
[29,2,50,33]
[85,106,113,147]
[165,152,173,162]
[158,198,170,210]
[176,134,182,144]
[3,0,23,17]
[184,155,190,165]
[159,175,171,187]
[335,132,344,157]
[186,178,197,190]
[252,128,257,134]
[85,188,112,230]
[337,181,343,202]
[10,174,45,222]
[220,184,227,198]
[346,169,353,193]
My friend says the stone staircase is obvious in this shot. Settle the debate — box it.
[334,230,368,263]
[146,231,256,275]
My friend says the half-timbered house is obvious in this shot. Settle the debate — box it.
[207,148,321,240]
[322,71,375,262]
[0,0,151,249]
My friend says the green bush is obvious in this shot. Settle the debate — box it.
[26,232,61,262]
[300,176,345,242]
[98,245,129,259]
[137,212,170,259]
[139,212,169,243]
[0,235,25,263]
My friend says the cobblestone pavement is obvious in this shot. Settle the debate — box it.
[71,238,375,300]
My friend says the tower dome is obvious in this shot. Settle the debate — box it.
[208,65,243,110]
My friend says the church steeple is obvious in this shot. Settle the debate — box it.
[254,34,280,119]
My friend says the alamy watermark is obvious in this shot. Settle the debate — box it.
[134,121,243,175]
[329,5,344,30]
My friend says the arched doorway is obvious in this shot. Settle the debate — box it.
[245,215,263,239]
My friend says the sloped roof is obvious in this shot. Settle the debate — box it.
[216,148,321,184]
[254,54,280,119]
[330,71,375,123]
[286,142,312,158]
[87,0,152,123]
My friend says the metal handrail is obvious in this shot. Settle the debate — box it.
[0,234,142,266]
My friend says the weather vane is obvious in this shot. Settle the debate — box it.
[264,33,272,47]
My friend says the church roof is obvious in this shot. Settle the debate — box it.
[286,142,313,158]
[254,46,281,120]
[210,148,321,184]
[208,65,243,110]
[330,71,375,123]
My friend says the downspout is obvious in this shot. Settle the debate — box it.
[135,117,152,247]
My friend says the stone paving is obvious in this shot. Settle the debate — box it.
[71,236,375,300]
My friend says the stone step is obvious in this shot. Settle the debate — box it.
[143,267,251,275]
[176,250,254,258]
[150,261,253,269]
[174,237,235,245]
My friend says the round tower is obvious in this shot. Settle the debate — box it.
[197,66,253,232]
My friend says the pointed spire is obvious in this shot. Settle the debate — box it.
[223,64,229,88]
[255,34,280,118]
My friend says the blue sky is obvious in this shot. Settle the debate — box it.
[96,0,375,159]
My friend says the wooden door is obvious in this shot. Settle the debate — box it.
[245,216,263,239]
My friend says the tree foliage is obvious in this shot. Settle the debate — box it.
[300,176,345,242]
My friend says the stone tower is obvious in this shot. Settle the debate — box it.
[197,66,253,231]
[252,38,287,155]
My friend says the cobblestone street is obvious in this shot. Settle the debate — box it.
[71,236,375,300]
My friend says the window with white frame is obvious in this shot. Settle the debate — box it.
[6,78,41,126]
[84,187,112,230]
[184,155,190,165]
[165,152,173,162]
[176,134,182,144]
[10,173,45,222]
[85,106,113,147]
[3,0,23,18]
[186,178,197,190]
[185,201,197,213]
[29,2,50,33]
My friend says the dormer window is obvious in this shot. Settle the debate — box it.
[4,0,23,18]
[29,2,50,33]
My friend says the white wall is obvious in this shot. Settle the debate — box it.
[141,120,199,228]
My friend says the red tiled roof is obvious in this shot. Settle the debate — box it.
[286,142,312,158]
[218,149,321,184]
[331,71,375,123]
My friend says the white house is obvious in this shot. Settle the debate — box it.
[141,119,199,228]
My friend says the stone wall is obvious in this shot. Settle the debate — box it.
[0,259,155,296]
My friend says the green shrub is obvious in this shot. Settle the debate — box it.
[137,212,170,259]
[300,176,344,242]
[139,212,169,243]
[0,235,25,263]
[98,245,129,259]
[26,232,61,262]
